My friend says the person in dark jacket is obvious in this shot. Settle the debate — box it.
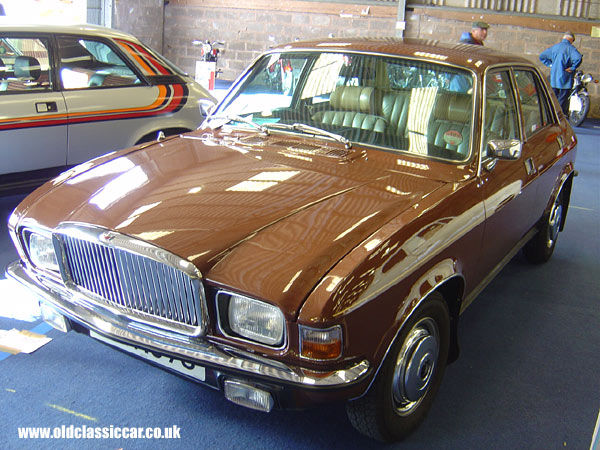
[459,21,489,46]
[539,31,583,113]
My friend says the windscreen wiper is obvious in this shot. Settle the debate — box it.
[266,122,352,149]
[206,114,269,135]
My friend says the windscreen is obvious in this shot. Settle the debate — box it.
[215,51,474,162]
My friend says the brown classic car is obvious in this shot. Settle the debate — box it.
[7,38,577,441]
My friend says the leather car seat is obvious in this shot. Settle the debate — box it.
[313,86,387,134]
[427,94,472,156]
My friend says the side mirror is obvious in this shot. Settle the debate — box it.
[487,139,522,160]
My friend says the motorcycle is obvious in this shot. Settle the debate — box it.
[568,70,597,127]
[192,39,225,90]
[265,57,294,95]
[192,39,224,64]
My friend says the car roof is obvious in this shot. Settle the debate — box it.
[0,21,139,42]
[274,37,535,75]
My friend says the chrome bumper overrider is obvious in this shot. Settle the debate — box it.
[6,261,370,388]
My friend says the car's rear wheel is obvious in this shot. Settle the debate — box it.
[524,191,563,264]
[346,292,449,442]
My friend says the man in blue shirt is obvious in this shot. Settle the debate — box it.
[539,32,582,113]
[459,21,489,46]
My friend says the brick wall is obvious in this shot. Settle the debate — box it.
[112,1,600,118]
[113,0,165,52]
[410,9,600,118]
[161,1,399,80]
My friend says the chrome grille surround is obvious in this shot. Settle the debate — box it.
[50,223,206,337]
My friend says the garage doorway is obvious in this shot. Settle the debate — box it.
[0,0,111,26]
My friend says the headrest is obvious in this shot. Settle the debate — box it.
[447,95,472,122]
[434,94,472,122]
[330,86,374,113]
[14,56,41,80]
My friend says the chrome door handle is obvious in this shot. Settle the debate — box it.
[524,157,536,176]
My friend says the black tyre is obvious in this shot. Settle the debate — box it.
[568,94,590,127]
[524,191,564,264]
[346,292,450,442]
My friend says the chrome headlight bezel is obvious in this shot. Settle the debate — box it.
[216,290,286,348]
[22,228,60,273]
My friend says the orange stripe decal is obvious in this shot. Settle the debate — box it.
[0,85,186,131]
[1,85,169,124]
[116,40,156,75]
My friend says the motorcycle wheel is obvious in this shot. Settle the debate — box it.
[569,93,590,127]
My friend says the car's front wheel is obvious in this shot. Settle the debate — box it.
[346,292,450,442]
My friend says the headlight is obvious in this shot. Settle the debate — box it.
[220,292,285,346]
[582,73,593,83]
[27,232,59,272]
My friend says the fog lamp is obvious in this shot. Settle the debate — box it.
[299,325,342,360]
[223,380,274,412]
[40,302,70,333]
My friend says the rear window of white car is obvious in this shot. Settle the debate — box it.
[58,37,141,89]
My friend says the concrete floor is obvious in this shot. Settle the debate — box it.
[1,120,599,450]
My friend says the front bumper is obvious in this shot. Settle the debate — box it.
[6,261,371,409]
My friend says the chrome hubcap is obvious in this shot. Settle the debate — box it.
[547,199,562,248]
[392,318,439,415]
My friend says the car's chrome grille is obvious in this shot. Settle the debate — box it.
[54,227,203,336]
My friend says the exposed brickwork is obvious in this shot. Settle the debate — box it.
[113,0,165,52]
[112,1,600,118]
[416,15,600,118]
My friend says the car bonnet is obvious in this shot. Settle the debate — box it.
[13,130,448,318]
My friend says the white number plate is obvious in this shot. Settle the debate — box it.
[90,331,206,382]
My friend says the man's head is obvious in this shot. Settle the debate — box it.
[471,21,490,43]
[563,31,575,43]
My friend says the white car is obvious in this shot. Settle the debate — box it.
[0,23,216,189]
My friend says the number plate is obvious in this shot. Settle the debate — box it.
[90,331,206,382]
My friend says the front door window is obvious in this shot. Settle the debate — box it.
[0,37,52,93]
[482,70,519,157]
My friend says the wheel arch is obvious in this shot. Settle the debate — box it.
[557,171,574,232]
[436,276,464,364]
[369,268,465,391]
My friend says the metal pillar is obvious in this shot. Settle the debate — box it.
[396,0,407,37]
